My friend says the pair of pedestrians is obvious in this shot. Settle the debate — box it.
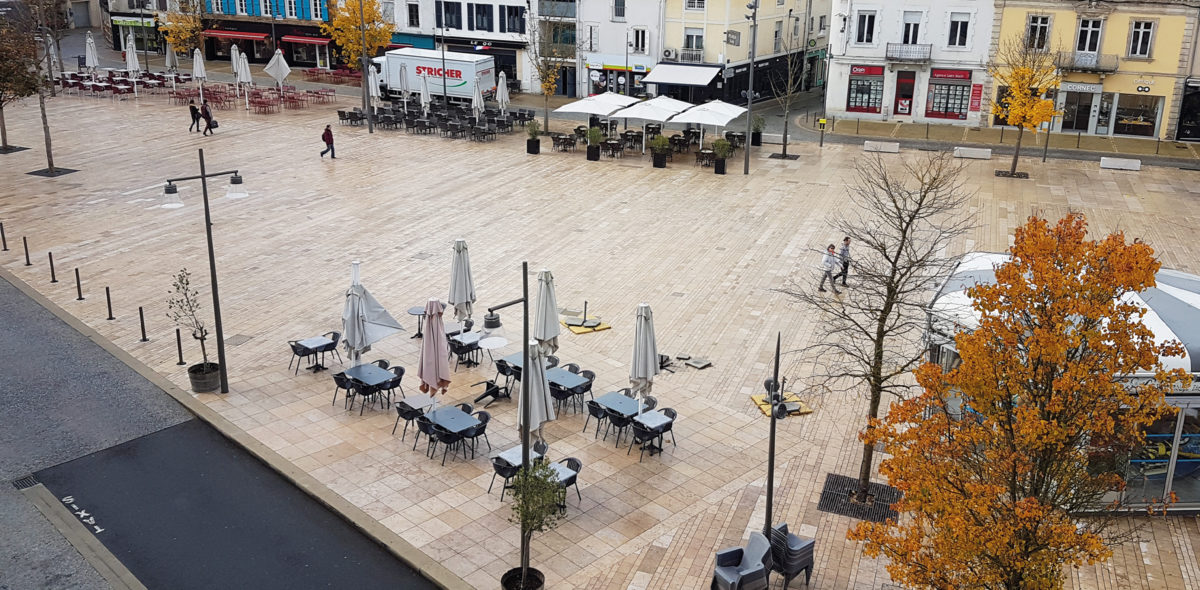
[188,99,216,135]
[818,237,851,294]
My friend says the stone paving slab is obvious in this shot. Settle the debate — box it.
[2,90,1200,589]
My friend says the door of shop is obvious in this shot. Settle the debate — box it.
[1062,92,1093,132]
[894,71,915,116]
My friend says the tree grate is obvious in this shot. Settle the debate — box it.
[12,475,39,490]
[816,473,902,523]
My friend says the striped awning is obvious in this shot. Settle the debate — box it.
[203,30,268,41]
[281,35,330,45]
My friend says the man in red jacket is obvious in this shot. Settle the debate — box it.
[320,124,335,158]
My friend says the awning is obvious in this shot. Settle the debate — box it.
[642,64,721,87]
[386,43,412,49]
[112,17,154,27]
[203,30,269,41]
[281,35,330,45]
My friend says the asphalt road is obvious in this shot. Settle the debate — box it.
[0,273,434,589]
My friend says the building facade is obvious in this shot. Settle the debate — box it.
[576,0,663,98]
[199,0,331,66]
[825,0,994,125]
[994,1,1197,140]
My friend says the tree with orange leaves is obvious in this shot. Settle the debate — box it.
[988,36,1060,177]
[850,213,1191,590]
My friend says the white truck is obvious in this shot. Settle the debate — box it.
[373,48,497,103]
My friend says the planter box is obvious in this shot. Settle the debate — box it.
[953,147,992,160]
[750,131,763,146]
[1100,157,1141,171]
[527,139,540,155]
[586,145,600,161]
[714,158,726,175]
[652,152,668,168]
[863,141,900,153]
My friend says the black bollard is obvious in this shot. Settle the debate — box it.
[1077,131,1082,148]
[0,222,7,251]
[48,252,57,283]
[856,118,860,135]
[74,268,84,300]
[23,237,30,266]
[926,123,930,140]
[1000,127,1005,144]
[176,328,186,365]
[138,306,149,342]
[105,287,115,320]
[1156,138,1161,155]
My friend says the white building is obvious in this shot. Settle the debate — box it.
[825,0,994,125]
[576,0,663,97]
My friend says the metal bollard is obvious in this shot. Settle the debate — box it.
[1077,131,1082,148]
[926,123,930,140]
[105,287,115,320]
[138,306,149,342]
[176,328,186,365]
[48,252,57,283]
[1156,138,1161,155]
[1000,127,1005,144]
[0,222,7,251]
[75,268,84,300]
[23,237,31,266]
[856,118,861,135]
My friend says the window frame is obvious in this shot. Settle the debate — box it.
[407,2,420,27]
[612,0,625,21]
[1025,14,1050,51]
[309,0,320,20]
[773,20,782,53]
[902,11,921,45]
[261,0,272,16]
[285,0,296,19]
[854,10,876,45]
[631,27,647,54]
[1076,18,1104,53]
[685,0,705,11]
[1128,19,1156,59]
[947,12,970,48]
[684,27,704,50]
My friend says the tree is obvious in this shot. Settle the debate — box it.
[779,153,973,504]
[989,36,1060,177]
[507,460,566,588]
[525,0,578,132]
[321,0,391,70]
[769,10,806,159]
[168,268,211,366]
[160,0,206,57]
[27,0,70,87]
[0,22,41,151]
[850,213,1191,590]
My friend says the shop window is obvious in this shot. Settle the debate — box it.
[1114,94,1159,137]
[684,27,703,50]
[855,11,875,44]
[948,12,969,48]
[1026,15,1049,50]
[630,28,647,53]
[292,42,316,64]
[1129,21,1154,58]
[1170,408,1200,504]
[927,82,970,119]
[902,11,920,44]
[500,6,525,34]
[847,77,883,113]
[407,2,419,27]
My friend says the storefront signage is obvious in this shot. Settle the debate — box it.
[589,70,600,81]
[1060,81,1103,93]
[415,66,463,79]
[931,69,971,80]
[850,65,884,77]
[969,84,983,111]
[1137,86,1152,93]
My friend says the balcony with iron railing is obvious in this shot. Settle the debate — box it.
[885,43,931,62]
[538,0,575,19]
[679,48,704,63]
[1054,51,1119,73]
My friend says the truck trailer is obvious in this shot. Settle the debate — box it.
[373,48,496,103]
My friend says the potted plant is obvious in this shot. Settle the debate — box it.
[586,126,603,161]
[167,268,221,393]
[526,119,541,155]
[649,134,671,169]
[751,114,765,146]
[502,461,566,590]
[712,138,732,175]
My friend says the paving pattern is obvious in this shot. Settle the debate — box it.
[3,90,1200,589]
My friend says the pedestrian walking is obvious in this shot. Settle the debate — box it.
[200,100,215,136]
[818,244,842,294]
[188,99,201,132]
[320,124,335,158]
[833,236,851,287]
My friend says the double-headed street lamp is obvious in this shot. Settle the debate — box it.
[762,332,790,536]
[162,148,245,394]
[743,1,759,176]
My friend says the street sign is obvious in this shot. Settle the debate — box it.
[818,118,827,131]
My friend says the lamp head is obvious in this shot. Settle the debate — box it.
[161,182,183,209]
[163,182,178,195]
[225,174,248,199]
[483,311,502,331]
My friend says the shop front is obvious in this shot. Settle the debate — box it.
[1053,75,1170,138]
[443,38,525,90]
[846,64,884,114]
[925,69,973,121]
[203,23,331,65]
[583,53,654,97]
[204,29,272,62]
[110,15,161,53]
[1177,79,1200,141]
[281,35,330,69]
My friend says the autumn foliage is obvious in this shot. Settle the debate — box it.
[988,37,1060,175]
[160,0,205,56]
[850,214,1191,590]
[321,0,391,70]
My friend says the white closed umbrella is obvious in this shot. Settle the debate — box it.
[84,32,99,74]
[263,48,291,98]
[518,339,556,441]
[397,63,410,114]
[630,303,660,411]
[368,65,382,117]
[471,76,485,120]
[534,269,560,355]
[448,239,476,322]
[164,42,178,72]
[237,54,253,110]
[420,74,431,115]
[192,48,206,102]
[124,32,139,96]
[496,71,510,115]
[341,261,404,367]
[229,44,241,96]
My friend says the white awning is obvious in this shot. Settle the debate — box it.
[643,64,721,87]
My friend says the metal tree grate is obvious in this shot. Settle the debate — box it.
[815,473,902,523]
[12,474,39,490]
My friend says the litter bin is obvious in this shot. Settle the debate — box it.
[76,55,86,69]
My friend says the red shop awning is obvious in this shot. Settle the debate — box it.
[281,35,331,45]
[203,30,268,41]
[386,43,412,49]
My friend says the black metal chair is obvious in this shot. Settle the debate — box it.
[464,411,491,457]
[331,372,354,407]
[657,408,678,448]
[558,457,583,505]
[533,439,549,461]
[392,403,424,439]
[456,402,474,414]
[769,523,815,589]
[320,331,343,366]
[372,359,390,369]
[435,425,465,466]
[583,400,608,437]
[472,379,510,408]
[287,340,316,375]
[356,382,382,415]
[413,415,438,457]
[545,355,559,369]
[628,422,661,462]
[551,383,577,414]
[643,395,658,412]
[570,370,595,406]
[605,409,633,446]
[382,366,406,404]
[490,457,519,500]
[563,363,581,374]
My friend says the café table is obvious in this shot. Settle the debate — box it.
[547,368,588,390]
[479,336,508,364]
[497,445,543,467]
[500,352,552,371]
[408,306,426,339]
[427,406,480,434]
[397,393,435,411]
[297,336,334,371]
[634,410,671,455]
[595,391,642,418]
[344,363,394,387]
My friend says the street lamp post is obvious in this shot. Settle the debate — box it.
[438,3,450,109]
[163,148,238,394]
[744,1,759,175]
[359,0,374,132]
[270,14,282,50]
[139,0,149,73]
[763,332,787,536]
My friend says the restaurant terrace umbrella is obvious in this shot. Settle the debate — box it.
[630,303,660,411]
[397,62,410,113]
[237,53,253,110]
[534,269,560,354]
[163,42,178,72]
[192,48,206,101]
[341,261,404,367]
[448,239,476,322]
[471,75,485,120]
[123,32,139,96]
[671,99,746,144]
[518,339,556,441]
[496,71,510,114]
[368,64,382,117]
[84,31,99,74]
[552,92,638,116]
[229,44,241,96]
[263,48,291,97]
[419,74,431,115]
[609,96,694,152]
[418,299,452,395]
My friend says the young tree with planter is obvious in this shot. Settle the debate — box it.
[711,138,732,175]
[168,268,221,393]
[502,460,567,590]
[750,114,765,146]
[585,126,603,161]
[526,119,541,154]
[649,134,670,168]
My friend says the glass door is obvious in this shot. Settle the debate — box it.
[317,45,329,69]
[1062,92,1093,131]
[894,71,915,116]
[1095,92,1113,135]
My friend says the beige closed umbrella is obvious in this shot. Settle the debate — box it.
[629,303,659,413]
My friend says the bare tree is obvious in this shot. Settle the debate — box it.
[0,22,41,151]
[524,0,579,132]
[769,9,807,159]
[27,0,70,95]
[779,153,974,504]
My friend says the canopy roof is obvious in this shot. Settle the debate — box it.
[642,64,721,87]
[609,96,694,122]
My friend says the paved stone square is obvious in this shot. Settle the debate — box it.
[3,91,1200,589]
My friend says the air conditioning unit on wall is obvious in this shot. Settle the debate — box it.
[663,48,678,60]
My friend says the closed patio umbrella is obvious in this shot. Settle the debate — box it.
[471,75,485,120]
[163,42,178,72]
[84,31,99,74]
[237,53,253,110]
[496,71,510,115]
[123,32,139,96]
[368,65,382,116]
[263,48,291,97]
[448,239,476,322]
[518,339,556,441]
[630,303,660,411]
[229,44,241,96]
[397,63,410,113]
[534,269,559,354]
[419,74,431,116]
[418,299,452,395]
[192,48,206,102]
[341,261,404,367]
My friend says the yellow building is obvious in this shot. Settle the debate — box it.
[993,0,1197,139]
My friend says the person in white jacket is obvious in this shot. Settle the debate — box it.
[818,244,842,294]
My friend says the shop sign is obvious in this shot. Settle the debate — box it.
[633,64,647,72]
[931,69,971,80]
[850,65,884,77]
[969,84,983,111]
[589,70,600,81]
[1060,81,1103,93]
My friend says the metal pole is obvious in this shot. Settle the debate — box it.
[0,222,7,250]
[197,149,230,394]
[48,252,57,282]
[176,328,186,365]
[764,332,781,535]
[1042,116,1053,162]
[359,0,374,133]
[22,237,30,266]
[743,3,758,175]
[439,4,449,109]
[519,259,531,575]
[105,287,115,320]
[75,268,83,300]
[139,306,149,341]
[140,1,148,77]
